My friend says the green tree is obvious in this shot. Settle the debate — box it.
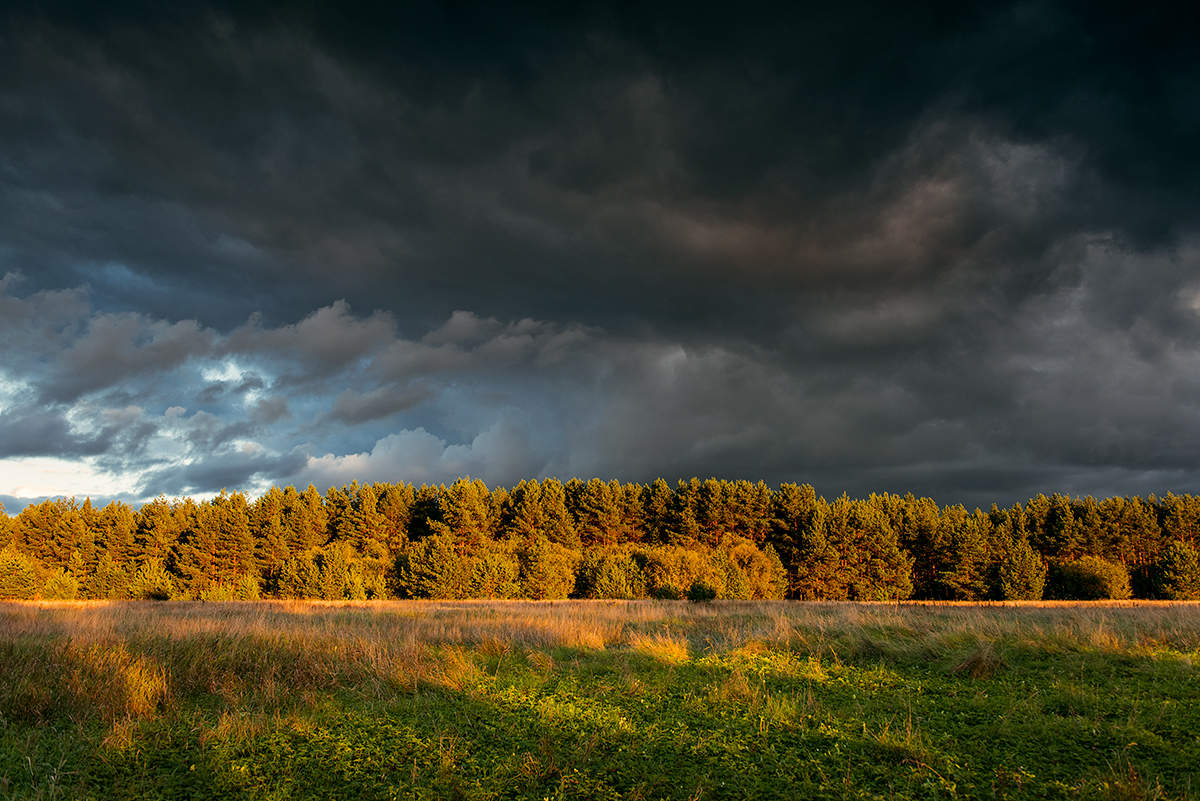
[571,478,625,547]
[135,497,188,565]
[14,498,92,571]
[576,547,646,599]
[0,547,40,599]
[769,483,825,597]
[995,531,1047,600]
[935,506,992,601]
[517,536,578,599]
[42,568,80,599]
[394,534,470,599]
[84,553,130,598]
[1156,540,1200,600]
[251,487,291,577]
[434,478,496,548]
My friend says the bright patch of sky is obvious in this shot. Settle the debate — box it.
[0,456,140,499]
[200,359,250,383]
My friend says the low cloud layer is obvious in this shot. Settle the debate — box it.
[0,3,1197,509]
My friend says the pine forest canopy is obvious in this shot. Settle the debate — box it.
[2,477,1200,602]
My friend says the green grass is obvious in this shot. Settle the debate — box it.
[1,600,1198,800]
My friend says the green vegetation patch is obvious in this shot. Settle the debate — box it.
[1,601,1198,800]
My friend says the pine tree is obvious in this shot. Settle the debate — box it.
[408,484,443,540]
[251,486,291,576]
[539,479,578,549]
[643,479,674,544]
[1156,540,1200,599]
[374,482,414,553]
[935,506,992,600]
[135,497,186,564]
[0,502,11,549]
[91,501,137,566]
[435,478,495,548]
[15,498,92,571]
[573,478,624,547]
[769,483,825,597]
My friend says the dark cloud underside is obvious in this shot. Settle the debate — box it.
[0,1,1197,509]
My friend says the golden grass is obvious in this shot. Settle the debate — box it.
[2,599,1199,726]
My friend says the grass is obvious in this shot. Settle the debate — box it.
[1,600,1198,800]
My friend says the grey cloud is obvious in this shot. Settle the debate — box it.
[0,406,100,458]
[42,313,215,402]
[250,396,290,424]
[224,301,396,378]
[0,4,1198,508]
[325,384,432,425]
[139,445,309,496]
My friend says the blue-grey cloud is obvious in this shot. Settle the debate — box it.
[0,2,1197,510]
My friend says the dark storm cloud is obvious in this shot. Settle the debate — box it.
[0,1,1198,508]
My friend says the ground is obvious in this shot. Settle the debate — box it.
[1,600,1198,800]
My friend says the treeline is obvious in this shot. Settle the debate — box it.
[2,478,1199,602]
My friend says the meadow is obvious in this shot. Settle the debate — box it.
[1,601,1198,800]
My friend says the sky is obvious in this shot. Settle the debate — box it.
[1,1,1198,511]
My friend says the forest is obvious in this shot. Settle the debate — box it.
[2,477,1200,602]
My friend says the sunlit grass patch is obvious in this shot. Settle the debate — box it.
[628,630,690,664]
[1,600,1199,800]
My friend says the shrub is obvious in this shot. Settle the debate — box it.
[517,537,577,600]
[234,572,262,600]
[712,550,750,599]
[1156,541,1200,600]
[42,569,80,600]
[84,554,131,599]
[575,547,646,599]
[467,543,520,599]
[639,546,723,600]
[729,541,788,599]
[1051,556,1132,600]
[199,583,236,602]
[129,559,177,600]
[0,547,40,599]
[687,581,718,602]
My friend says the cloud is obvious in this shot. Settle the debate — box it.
[138,443,309,497]
[0,5,1197,509]
[325,384,431,425]
[297,417,544,490]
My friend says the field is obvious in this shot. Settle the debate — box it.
[1,601,1198,800]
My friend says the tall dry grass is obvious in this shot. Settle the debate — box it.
[2,600,1198,725]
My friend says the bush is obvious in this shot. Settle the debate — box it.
[42,569,80,600]
[1156,541,1200,600]
[728,541,788,599]
[84,554,131,599]
[234,572,262,600]
[1051,556,1132,600]
[129,559,177,600]
[639,546,723,600]
[467,544,521,599]
[0,547,40,599]
[199,583,236,602]
[576,547,646,599]
[687,581,718,602]
[517,537,577,599]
